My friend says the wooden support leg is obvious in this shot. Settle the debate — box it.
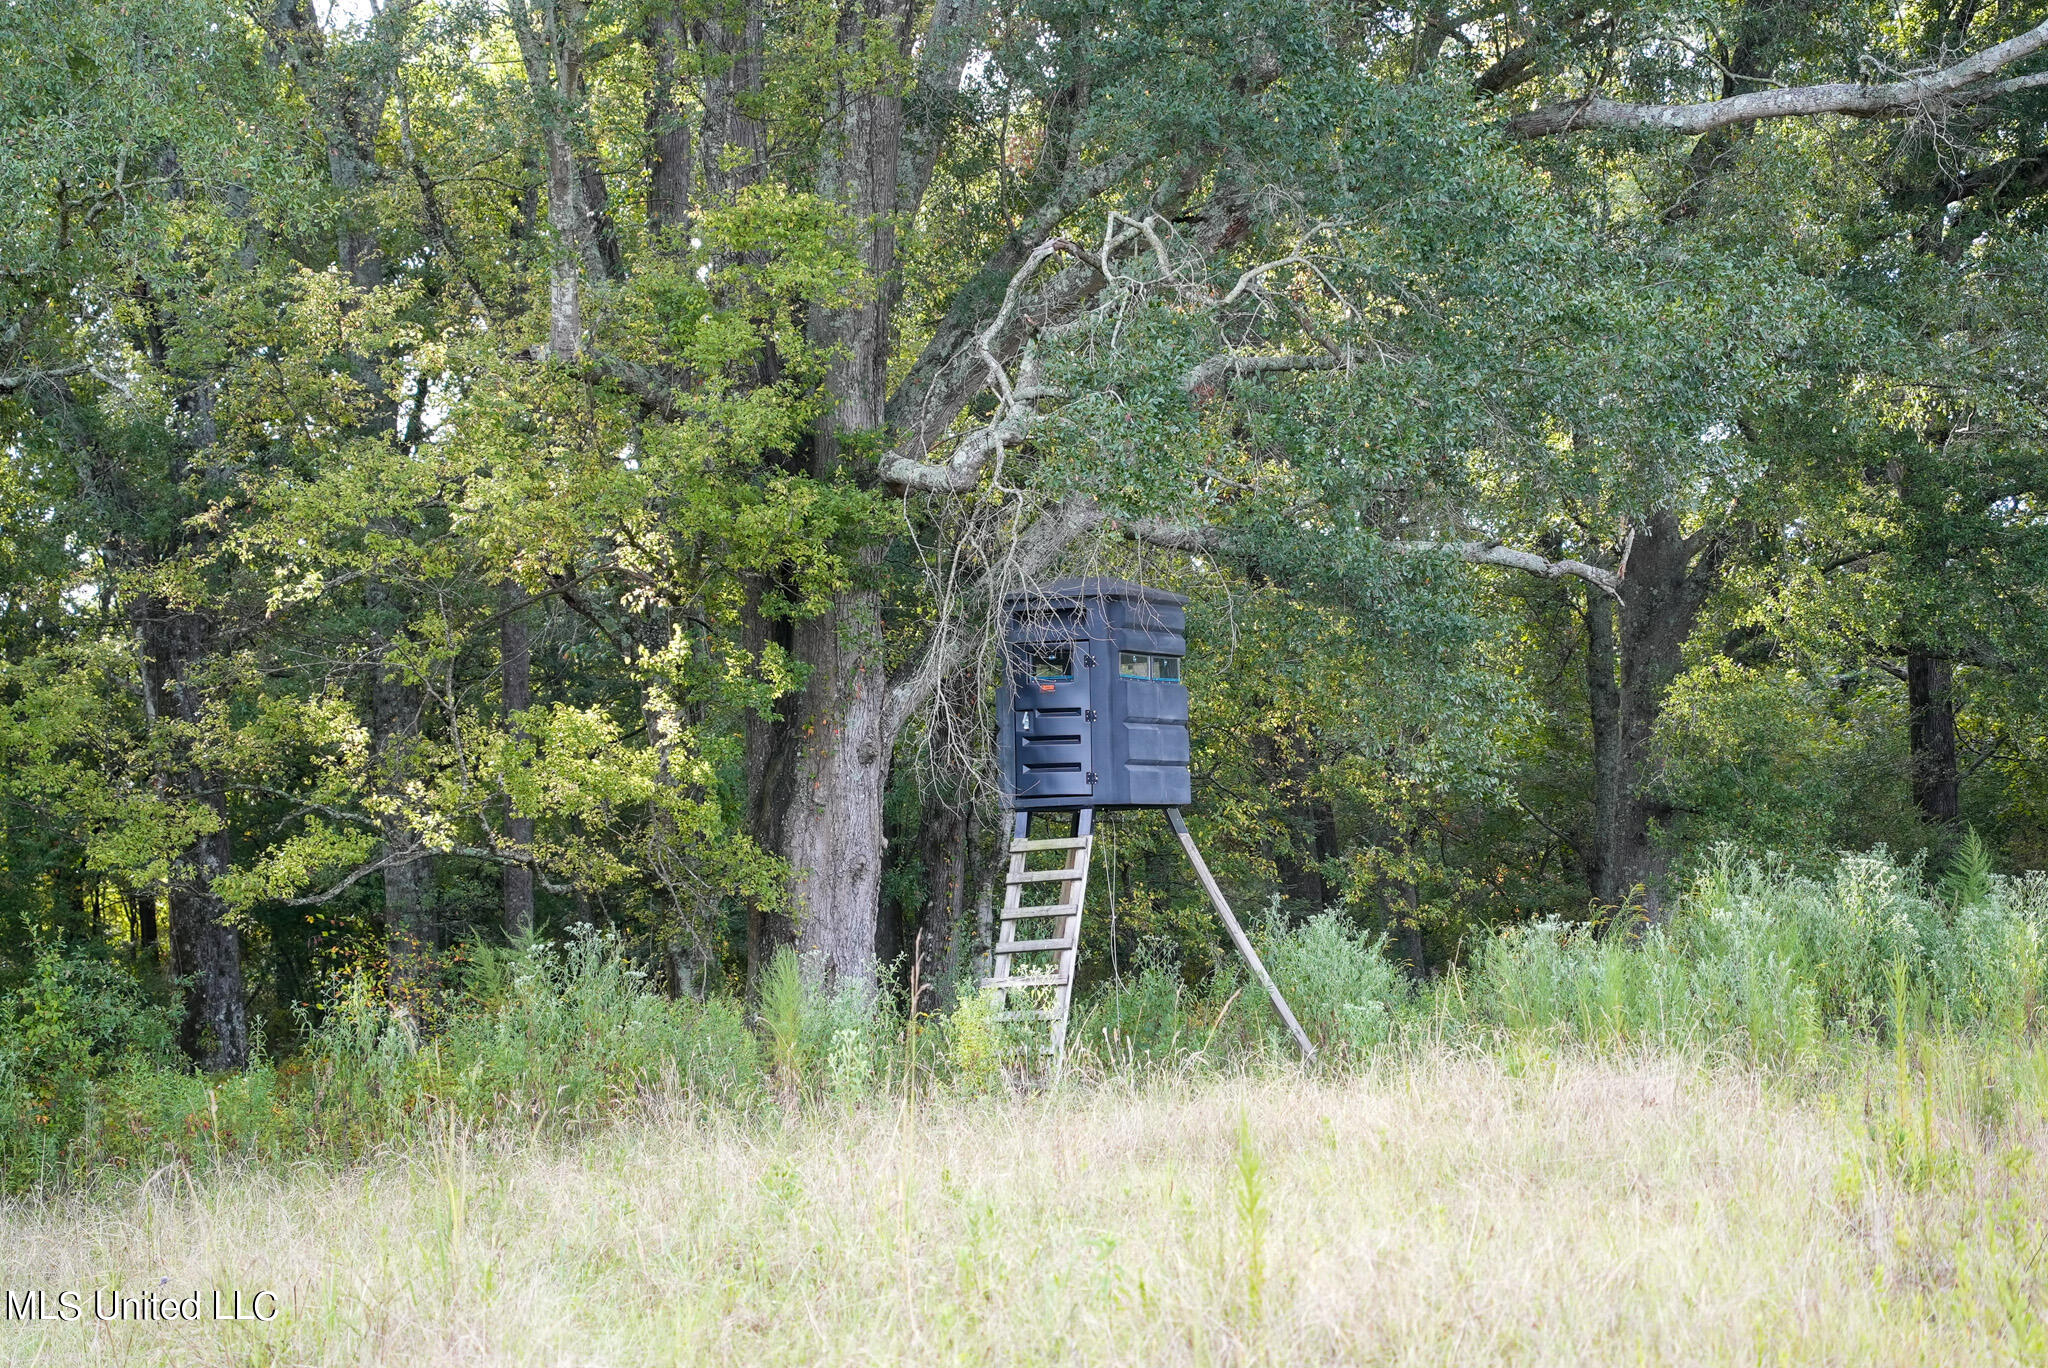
[1166,807,1318,1063]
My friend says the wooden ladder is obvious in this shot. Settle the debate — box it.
[984,809,1095,1073]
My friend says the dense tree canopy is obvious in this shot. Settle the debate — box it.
[3,0,2046,1066]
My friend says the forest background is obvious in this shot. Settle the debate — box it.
[4,0,2048,1156]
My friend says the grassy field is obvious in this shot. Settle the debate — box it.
[8,1042,2048,1366]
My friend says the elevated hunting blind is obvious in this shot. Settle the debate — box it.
[998,577,1191,810]
[985,578,1314,1076]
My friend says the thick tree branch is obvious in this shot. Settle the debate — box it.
[1476,42,1540,97]
[0,362,91,392]
[1122,516,1214,552]
[879,235,1091,492]
[1182,350,1353,396]
[896,0,987,223]
[882,222,1365,493]
[588,353,684,420]
[1396,539,1621,597]
[1116,519,1624,598]
[1897,142,2048,208]
[882,152,1141,469]
[1509,19,2048,138]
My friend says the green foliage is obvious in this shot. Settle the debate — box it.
[430,928,762,1123]
[1941,830,1996,912]
[1655,660,1922,859]
[1232,1110,1268,1328]
[0,928,762,1191]
[757,945,809,1095]
[940,987,1005,1095]
[1073,959,1213,1070]
[1084,846,2048,1075]
[7,0,2048,1204]
[752,944,889,1105]
[1260,912,1411,1060]
[10,845,2048,1194]
[1470,848,2048,1057]
[0,942,178,1184]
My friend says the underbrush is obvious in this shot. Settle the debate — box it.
[5,842,2045,1193]
[0,928,766,1192]
[1469,839,2048,1057]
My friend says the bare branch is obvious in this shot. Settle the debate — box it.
[1113,520,1622,598]
[1182,350,1353,395]
[1510,19,2048,138]
[0,362,90,393]
[883,152,1139,450]
[1216,254,1310,308]
[1979,69,2048,98]
[879,238,1100,492]
[881,195,1359,494]
[285,851,402,906]
[1393,540,1621,598]
[882,494,1107,739]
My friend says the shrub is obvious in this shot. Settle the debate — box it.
[427,926,762,1125]
[1464,845,2048,1057]
[1,926,769,1190]
[0,942,178,1190]
[1073,960,1191,1069]
[753,943,887,1104]
[1261,912,1411,1060]
[941,987,1004,1093]
[15,844,2048,1195]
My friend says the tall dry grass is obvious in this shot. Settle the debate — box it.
[8,1043,2048,1365]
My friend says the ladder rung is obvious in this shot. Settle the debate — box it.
[1007,867,1088,885]
[1000,903,1079,921]
[985,973,1066,991]
[994,1009,1061,1022]
[1010,837,1091,852]
[994,935,1074,954]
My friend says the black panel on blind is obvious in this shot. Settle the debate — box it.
[999,578,1191,810]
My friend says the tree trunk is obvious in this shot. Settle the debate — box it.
[1584,586,1623,898]
[912,791,976,1010]
[695,3,767,205]
[372,643,436,1009]
[663,890,719,1000]
[1397,879,1427,979]
[740,581,797,986]
[1585,509,1728,926]
[129,887,159,964]
[139,599,249,1070]
[1277,783,1337,913]
[773,578,892,992]
[508,0,618,360]
[643,11,692,244]
[501,583,536,939]
[737,1,916,996]
[1907,651,1961,825]
[166,829,246,1070]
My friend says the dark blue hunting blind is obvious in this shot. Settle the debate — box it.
[985,576,1313,1070]
[998,577,1191,810]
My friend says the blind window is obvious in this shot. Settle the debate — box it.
[1118,651,1181,681]
[1028,647,1074,681]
